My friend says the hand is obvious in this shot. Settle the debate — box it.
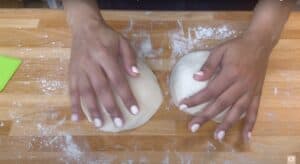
[181,32,273,142]
[69,21,140,128]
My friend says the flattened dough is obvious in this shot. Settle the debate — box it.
[81,59,163,132]
[169,51,244,123]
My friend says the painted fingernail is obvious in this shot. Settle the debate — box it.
[194,71,204,77]
[71,114,79,122]
[131,66,139,74]
[190,124,200,133]
[179,104,188,111]
[114,117,123,128]
[130,105,139,115]
[248,132,252,140]
[217,131,225,141]
[94,118,102,127]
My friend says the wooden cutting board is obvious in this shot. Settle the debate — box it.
[0,9,299,163]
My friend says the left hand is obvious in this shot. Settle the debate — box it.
[180,32,274,142]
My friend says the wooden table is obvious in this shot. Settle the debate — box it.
[0,9,299,163]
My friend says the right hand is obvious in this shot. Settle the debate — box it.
[69,21,140,128]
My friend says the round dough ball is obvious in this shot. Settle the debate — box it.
[169,51,244,123]
[81,59,163,132]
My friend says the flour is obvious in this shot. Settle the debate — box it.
[10,101,23,124]
[192,25,236,40]
[169,20,238,56]
[206,141,216,152]
[168,20,192,56]
[34,118,84,161]
[39,78,65,95]
[175,152,193,164]
[130,31,163,58]
[122,19,164,58]
[62,135,83,161]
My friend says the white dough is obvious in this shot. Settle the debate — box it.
[81,59,163,132]
[169,51,244,123]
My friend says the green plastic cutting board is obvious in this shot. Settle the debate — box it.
[0,55,22,92]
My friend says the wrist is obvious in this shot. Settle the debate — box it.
[64,0,106,35]
[243,27,278,50]
[70,15,106,36]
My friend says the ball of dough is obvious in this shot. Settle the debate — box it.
[81,59,163,132]
[169,51,244,123]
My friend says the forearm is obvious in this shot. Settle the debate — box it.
[246,0,296,47]
[62,0,105,34]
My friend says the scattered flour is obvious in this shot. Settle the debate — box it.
[175,152,193,164]
[122,19,164,58]
[34,118,85,162]
[192,25,236,40]
[169,20,238,56]
[130,31,163,58]
[62,135,83,161]
[206,141,216,152]
[39,78,65,95]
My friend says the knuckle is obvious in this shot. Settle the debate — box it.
[201,113,213,122]
[215,98,230,109]
[228,67,239,79]
[235,103,248,112]
[102,97,117,111]
[95,81,109,93]
[90,110,99,117]
[69,89,78,97]
[71,98,80,106]
[206,87,217,98]
[111,75,124,87]
[71,104,80,112]
[79,88,92,97]
[225,119,235,127]
[105,107,119,117]
[116,83,132,97]
[246,117,256,125]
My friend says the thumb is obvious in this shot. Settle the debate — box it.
[120,36,139,77]
[193,46,226,81]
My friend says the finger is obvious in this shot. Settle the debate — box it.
[69,73,82,122]
[215,93,252,142]
[188,83,245,133]
[194,46,226,81]
[78,72,102,127]
[242,95,260,142]
[181,68,236,109]
[120,36,139,77]
[93,48,140,117]
[85,60,127,128]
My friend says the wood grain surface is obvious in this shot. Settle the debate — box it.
[0,9,299,163]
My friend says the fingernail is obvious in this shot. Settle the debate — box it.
[94,118,102,127]
[114,117,123,128]
[131,66,139,74]
[179,104,188,111]
[248,132,252,140]
[71,114,79,122]
[130,105,139,115]
[194,71,204,77]
[190,124,200,133]
[217,131,225,141]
